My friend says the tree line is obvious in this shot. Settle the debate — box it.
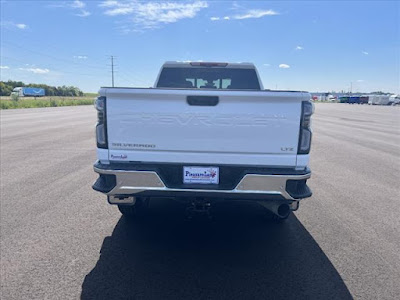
[0,80,84,97]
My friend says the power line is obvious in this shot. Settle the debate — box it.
[2,41,105,70]
[2,42,152,87]
[2,30,108,67]
[0,55,104,77]
[117,70,152,86]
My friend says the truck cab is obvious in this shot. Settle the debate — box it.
[11,87,23,97]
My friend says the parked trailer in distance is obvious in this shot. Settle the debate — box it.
[339,95,368,104]
[368,95,391,105]
[359,96,369,104]
[348,96,361,104]
[11,87,45,97]
[389,94,400,105]
[348,96,369,104]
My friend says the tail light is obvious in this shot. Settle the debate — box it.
[298,101,314,154]
[95,96,107,149]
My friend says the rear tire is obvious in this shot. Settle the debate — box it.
[118,205,137,218]
[118,197,147,219]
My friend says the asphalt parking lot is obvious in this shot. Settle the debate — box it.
[1,103,399,299]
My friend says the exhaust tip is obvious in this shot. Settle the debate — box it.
[277,204,291,218]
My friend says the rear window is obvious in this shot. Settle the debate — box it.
[156,67,261,90]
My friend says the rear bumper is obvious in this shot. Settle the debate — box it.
[92,162,312,201]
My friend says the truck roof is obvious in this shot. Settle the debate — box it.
[162,61,256,69]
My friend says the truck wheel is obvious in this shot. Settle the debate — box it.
[118,197,146,219]
[118,205,137,217]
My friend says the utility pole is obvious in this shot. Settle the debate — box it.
[108,55,116,87]
[111,56,115,87]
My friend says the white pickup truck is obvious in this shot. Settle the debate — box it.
[92,61,313,221]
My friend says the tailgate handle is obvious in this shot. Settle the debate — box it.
[187,96,219,106]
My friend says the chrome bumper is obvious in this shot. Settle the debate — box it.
[93,165,311,201]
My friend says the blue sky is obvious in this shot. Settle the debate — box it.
[0,0,399,93]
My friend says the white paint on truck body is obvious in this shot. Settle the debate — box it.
[102,88,309,167]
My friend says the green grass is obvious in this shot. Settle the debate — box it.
[84,92,99,97]
[0,96,95,109]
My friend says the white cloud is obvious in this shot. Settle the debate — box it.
[233,9,279,20]
[16,23,27,29]
[279,64,290,69]
[210,17,220,21]
[211,8,279,22]
[19,68,50,74]
[71,0,85,9]
[99,1,119,8]
[0,21,28,30]
[104,7,133,16]
[0,66,10,69]
[76,10,91,17]
[295,46,304,50]
[100,1,208,31]
[74,55,88,59]
[50,0,91,17]
[230,2,244,11]
[362,51,369,55]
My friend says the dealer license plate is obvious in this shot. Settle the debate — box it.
[183,166,219,184]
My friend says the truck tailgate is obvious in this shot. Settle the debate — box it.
[105,88,306,166]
